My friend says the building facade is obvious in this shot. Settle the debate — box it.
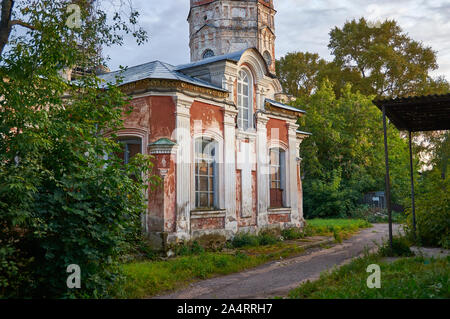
[99,0,309,247]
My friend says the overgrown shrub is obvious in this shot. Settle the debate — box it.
[230,231,280,248]
[281,228,305,240]
[405,171,449,248]
[231,233,261,248]
[378,236,413,257]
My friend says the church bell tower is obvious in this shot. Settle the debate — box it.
[188,0,277,73]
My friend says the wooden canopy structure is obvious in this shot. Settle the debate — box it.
[373,93,450,247]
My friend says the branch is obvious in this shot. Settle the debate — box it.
[10,19,36,30]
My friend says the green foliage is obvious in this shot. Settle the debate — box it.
[306,218,372,235]
[276,52,327,98]
[289,254,450,299]
[297,81,410,218]
[230,231,281,248]
[0,1,155,298]
[329,18,446,97]
[276,19,449,100]
[174,241,206,256]
[378,236,413,257]
[281,228,305,240]
[405,169,450,248]
[117,252,270,298]
[349,206,407,223]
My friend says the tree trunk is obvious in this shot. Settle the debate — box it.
[0,0,14,58]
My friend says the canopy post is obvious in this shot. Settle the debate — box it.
[382,106,393,248]
[409,131,417,240]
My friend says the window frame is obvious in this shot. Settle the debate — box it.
[269,147,287,208]
[194,137,219,210]
[237,68,253,131]
[202,49,215,59]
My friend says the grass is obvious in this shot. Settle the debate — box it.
[288,253,450,299]
[116,243,307,298]
[116,218,374,298]
[306,218,372,242]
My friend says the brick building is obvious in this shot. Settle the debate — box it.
[99,0,310,247]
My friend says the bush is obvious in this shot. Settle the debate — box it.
[230,231,281,248]
[378,236,413,257]
[405,171,449,248]
[281,228,305,240]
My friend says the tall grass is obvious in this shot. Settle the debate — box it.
[289,254,450,299]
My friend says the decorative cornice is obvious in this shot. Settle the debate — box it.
[120,78,228,99]
[265,102,299,119]
[148,138,177,155]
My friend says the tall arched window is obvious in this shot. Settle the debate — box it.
[194,137,218,209]
[237,69,252,130]
[269,148,286,208]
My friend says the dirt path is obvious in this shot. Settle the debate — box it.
[155,223,401,299]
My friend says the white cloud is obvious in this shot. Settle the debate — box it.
[103,0,450,80]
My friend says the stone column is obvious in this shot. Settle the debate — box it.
[256,116,269,227]
[174,95,193,241]
[287,122,301,227]
[223,107,238,236]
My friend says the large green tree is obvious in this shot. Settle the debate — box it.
[276,52,327,98]
[329,18,445,97]
[277,18,449,99]
[296,81,410,218]
[0,0,158,298]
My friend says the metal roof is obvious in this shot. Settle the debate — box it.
[175,49,247,71]
[373,93,450,132]
[265,98,306,114]
[98,60,226,92]
[296,130,312,136]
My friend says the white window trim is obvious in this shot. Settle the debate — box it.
[237,67,254,131]
[191,131,224,212]
[268,140,289,208]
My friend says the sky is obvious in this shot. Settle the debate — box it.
[103,0,450,80]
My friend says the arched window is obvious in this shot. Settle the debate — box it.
[202,49,215,59]
[263,51,272,67]
[269,148,286,208]
[237,69,253,130]
[194,137,218,209]
[117,137,142,164]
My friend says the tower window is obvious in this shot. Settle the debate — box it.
[202,49,215,59]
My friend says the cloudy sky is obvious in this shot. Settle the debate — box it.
[104,0,450,79]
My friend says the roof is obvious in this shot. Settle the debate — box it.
[373,93,450,132]
[175,49,247,71]
[175,48,276,78]
[265,98,306,114]
[98,60,226,92]
[296,130,312,136]
[148,138,176,146]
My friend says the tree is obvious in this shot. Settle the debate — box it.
[0,0,158,298]
[329,18,443,97]
[276,52,327,98]
[296,81,410,218]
